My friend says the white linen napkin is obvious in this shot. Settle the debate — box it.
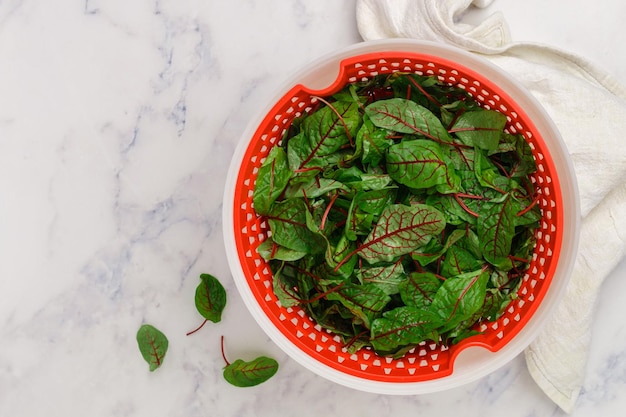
[356,0,626,412]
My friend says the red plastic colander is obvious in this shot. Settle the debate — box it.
[223,40,579,394]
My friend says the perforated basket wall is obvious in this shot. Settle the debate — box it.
[231,52,564,383]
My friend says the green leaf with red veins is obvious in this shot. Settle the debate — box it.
[289,100,360,170]
[355,118,394,167]
[272,263,301,308]
[195,273,227,323]
[477,195,516,266]
[440,244,485,277]
[283,177,348,199]
[356,204,446,264]
[257,237,307,262]
[354,188,397,215]
[429,268,489,332]
[223,356,279,388]
[451,108,507,152]
[370,306,443,353]
[136,324,169,372]
[364,98,453,143]
[386,140,452,189]
[359,260,406,295]
[327,283,392,329]
[267,199,325,254]
[252,146,292,215]
[398,272,443,309]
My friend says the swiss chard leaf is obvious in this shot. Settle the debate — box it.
[288,101,360,170]
[257,238,307,262]
[359,261,406,295]
[136,324,169,372]
[451,109,507,152]
[272,262,302,308]
[370,306,442,353]
[477,195,516,266]
[365,98,452,143]
[411,228,466,266]
[283,177,348,199]
[386,140,452,189]
[355,204,446,264]
[354,188,398,215]
[194,273,227,323]
[326,283,391,328]
[440,244,485,277]
[267,199,325,254]
[429,268,489,332]
[223,356,279,387]
[253,146,292,215]
[398,272,442,309]
[354,117,394,167]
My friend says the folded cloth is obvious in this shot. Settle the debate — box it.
[357,0,626,413]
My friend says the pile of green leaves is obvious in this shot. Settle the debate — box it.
[253,72,540,358]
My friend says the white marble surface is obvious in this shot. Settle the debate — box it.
[1,1,624,416]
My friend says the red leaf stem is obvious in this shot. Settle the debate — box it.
[301,283,346,304]
[516,194,540,217]
[221,335,230,366]
[321,192,340,230]
[453,194,480,217]
[148,335,162,367]
[186,319,209,336]
[491,158,512,178]
[293,166,323,174]
[407,76,441,107]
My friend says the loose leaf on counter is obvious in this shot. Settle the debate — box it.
[186,273,227,336]
[136,324,169,372]
[221,336,279,387]
[195,273,227,323]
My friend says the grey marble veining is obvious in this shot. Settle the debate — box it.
[1,1,625,416]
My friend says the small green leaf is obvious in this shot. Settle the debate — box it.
[272,263,302,308]
[440,244,485,277]
[288,101,361,170]
[451,109,507,151]
[326,283,391,328]
[267,199,325,253]
[399,272,442,309]
[429,269,489,332]
[357,204,446,264]
[136,324,169,372]
[386,140,452,189]
[478,196,516,266]
[253,146,292,215]
[257,238,307,262]
[223,357,279,387]
[354,117,394,167]
[195,273,227,323]
[370,307,442,353]
[359,261,406,295]
[365,98,452,143]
